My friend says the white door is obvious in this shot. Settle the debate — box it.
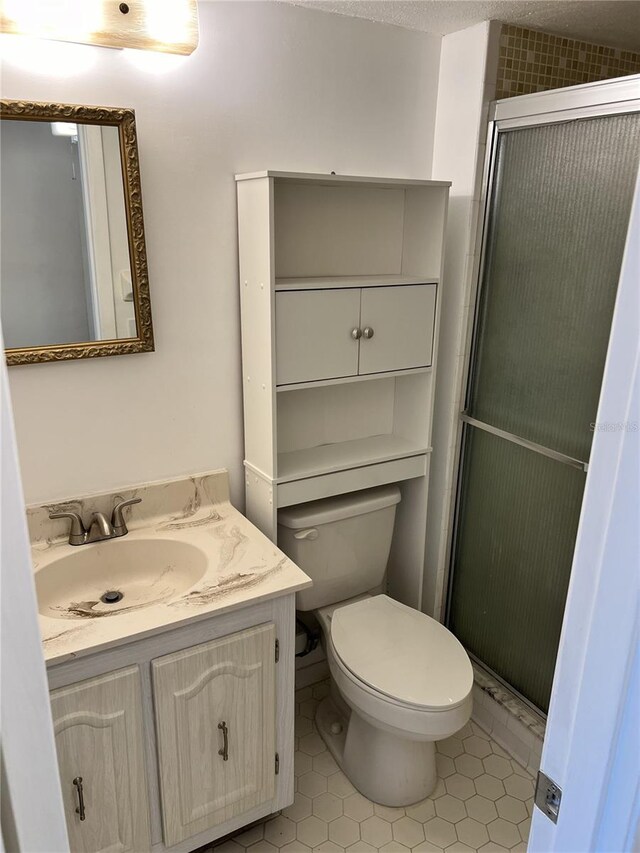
[50,666,151,853]
[276,289,361,384]
[528,164,640,852]
[152,623,276,847]
[1,335,69,853]
[358,284,436,375]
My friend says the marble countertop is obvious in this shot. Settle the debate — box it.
[29,471,311,665]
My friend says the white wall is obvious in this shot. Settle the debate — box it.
[1,1,441,506]
[424,21,500,617]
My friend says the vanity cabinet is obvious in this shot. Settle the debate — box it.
[50,666,151,853]
[47,596,295,853]
[152,624,277,847]
[275,284,436,386]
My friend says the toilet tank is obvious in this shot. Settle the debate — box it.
[278,485,401,611]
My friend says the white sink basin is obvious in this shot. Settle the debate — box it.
[35,538,208,620]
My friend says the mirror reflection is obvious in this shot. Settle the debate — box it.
[1,119,137,349]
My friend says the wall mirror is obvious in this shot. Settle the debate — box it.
[0,99,154,365]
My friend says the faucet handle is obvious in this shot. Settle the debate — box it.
[111,497,142,535]
[49,511,87,545]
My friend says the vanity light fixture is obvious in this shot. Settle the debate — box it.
[50,121,78,137]
[0,0,199,56]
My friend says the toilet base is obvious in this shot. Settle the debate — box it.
[315,696,437,806]
[315,694,348,765]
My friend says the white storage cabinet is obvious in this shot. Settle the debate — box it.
[276,284,437,385]
[237,172,449,608]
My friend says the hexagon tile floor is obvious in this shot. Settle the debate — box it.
[211,680,535,853]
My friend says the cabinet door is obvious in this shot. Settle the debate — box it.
[152,623,276,847]
[358,284,437,375]
[50,666,151,853]
[276,289,361,384]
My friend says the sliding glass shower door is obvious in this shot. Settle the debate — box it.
[447,110,640,714]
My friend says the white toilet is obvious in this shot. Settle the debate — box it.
[278,485,473,807]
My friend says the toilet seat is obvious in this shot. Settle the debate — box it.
[330,595,473,712]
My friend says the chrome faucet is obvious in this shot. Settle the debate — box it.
[50,498,142,546]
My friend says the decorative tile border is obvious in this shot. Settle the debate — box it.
[497,24,640,99]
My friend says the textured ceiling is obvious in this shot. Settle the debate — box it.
[282,1,640,51]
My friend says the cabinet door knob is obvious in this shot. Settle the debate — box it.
[73,776,86,821]
[351,327,362,340]
[218,721,229,761]
[362,327,374,339]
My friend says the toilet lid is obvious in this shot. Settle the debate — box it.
[330,595,473,710]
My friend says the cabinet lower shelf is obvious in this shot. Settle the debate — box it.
[244,440,430,509]
[276,365,432,393]
[274,274,438,291]
[275,452,429,508]
[277,434,428,483]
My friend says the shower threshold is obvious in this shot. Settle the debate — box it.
[470,654,547,732]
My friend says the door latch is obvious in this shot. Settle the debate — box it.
[535,771,562,824]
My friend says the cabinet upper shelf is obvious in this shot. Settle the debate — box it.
[237,170,448,495]
[274,275,438,291]
[235,171,452,190]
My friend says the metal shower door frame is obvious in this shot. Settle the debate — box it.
[443,74,640,713]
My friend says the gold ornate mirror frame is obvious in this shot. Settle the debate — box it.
[1,99,154,365]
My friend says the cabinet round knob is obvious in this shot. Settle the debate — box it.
[351,328,362,340]
[362,327,374,339]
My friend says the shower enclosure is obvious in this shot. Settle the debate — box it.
[447,83,640,714]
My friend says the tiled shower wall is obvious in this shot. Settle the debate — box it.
[496,24,640,99]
